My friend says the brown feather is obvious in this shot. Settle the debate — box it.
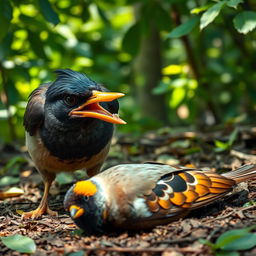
[24,84,49,135]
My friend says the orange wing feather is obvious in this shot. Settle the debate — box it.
[145,170,235,216]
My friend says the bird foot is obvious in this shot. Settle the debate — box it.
[21,206,58,220]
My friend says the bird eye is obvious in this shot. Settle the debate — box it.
[84,196,89,201]
[64,95,77,106]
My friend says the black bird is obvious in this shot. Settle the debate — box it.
[23,69,125,219]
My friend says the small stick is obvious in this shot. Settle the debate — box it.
[231,150,256,163]
[83,246,202,253]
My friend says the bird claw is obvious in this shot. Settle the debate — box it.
[46,207,58,217]
[21,206,58,220]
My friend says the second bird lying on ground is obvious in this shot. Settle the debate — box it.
[64,163,256,234]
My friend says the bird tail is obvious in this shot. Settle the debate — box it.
[222,164,256,183]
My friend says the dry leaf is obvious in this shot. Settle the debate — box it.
[0,187,24,199]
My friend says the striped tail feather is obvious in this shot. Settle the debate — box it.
[222,164,256,183]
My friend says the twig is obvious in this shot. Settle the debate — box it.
[205,205,256,223]
[153,237,198,244]
[239,204,256,214]
[83,246,202,253]
[230,150,256,163]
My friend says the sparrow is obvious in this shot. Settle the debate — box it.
[64,163,256,234]
[23,69,126,219]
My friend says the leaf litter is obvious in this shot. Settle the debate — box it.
[0,125,256,255]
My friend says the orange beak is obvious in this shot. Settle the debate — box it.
[69,90,126,124]
[69,205,84,219]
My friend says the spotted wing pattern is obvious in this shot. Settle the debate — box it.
[145,169,235,215]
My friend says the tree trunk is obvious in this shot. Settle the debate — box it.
[133,24,168,124]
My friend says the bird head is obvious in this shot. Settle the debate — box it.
[45,69,126,127]
[64,180,106,234]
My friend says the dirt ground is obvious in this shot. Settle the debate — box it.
[0,126,256,255]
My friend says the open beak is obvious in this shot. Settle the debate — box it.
[69,90,126,124]
[69,205,84,219]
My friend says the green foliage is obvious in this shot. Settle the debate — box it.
[167,16,199,38]
[243,200,256,207]
[0,0,13,40]
[67,251,85,256]
[233,11,256,34]
[122,23,141,56]
[56,173,74,185]
[214,129,238,152]
[1,0,256,141]
[0,176,19,187]
[200,1,226,30]
[1,234,36,254]
[0,156,27,176]
[227,0,244,9]
[200,225,256,255]
[38,0,60,25]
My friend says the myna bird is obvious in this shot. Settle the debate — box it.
[23,69,125,219]
[64,163,256,234]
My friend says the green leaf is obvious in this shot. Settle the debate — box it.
[199,238,215,248]
[38,0,60,25]
[215,228,251,249]
[243,200,256,207]
[216,251,239,256]
[167,16,199,38]
[0,0,13,40]
[1,234,36,254]
[227,129,238,146]
[27,31,48,60]
[214,140,229,151]
[1,156,27,174]
[214,129,238,152]
[191,5,211,14]
[200,1,226,30]
[153,81,170,95]
[169,87,186,108]
[221,233,256,251]
[56,173,74,185]
[122,23,141,56]
[68,251,85,256]
[0,176,19,187]
[233,11,256,34]
[227,0,243,9]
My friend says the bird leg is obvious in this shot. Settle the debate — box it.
[22,173,57,219]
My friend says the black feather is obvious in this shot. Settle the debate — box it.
[46,69,99,101]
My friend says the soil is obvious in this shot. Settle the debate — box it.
[0,125,256,255]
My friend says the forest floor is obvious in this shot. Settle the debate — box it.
[0,125,256,256]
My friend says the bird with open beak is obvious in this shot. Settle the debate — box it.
[23,69,126,219]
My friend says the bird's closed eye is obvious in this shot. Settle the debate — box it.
[64,95,78,106]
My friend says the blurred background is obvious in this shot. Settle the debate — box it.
[0,0,256,143]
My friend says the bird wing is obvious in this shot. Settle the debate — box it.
[145,169,235,214]
[97,164,236,229]
[23,83,49,136]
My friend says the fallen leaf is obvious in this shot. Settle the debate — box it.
[1,234,36,254]
[0,187,24,199]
